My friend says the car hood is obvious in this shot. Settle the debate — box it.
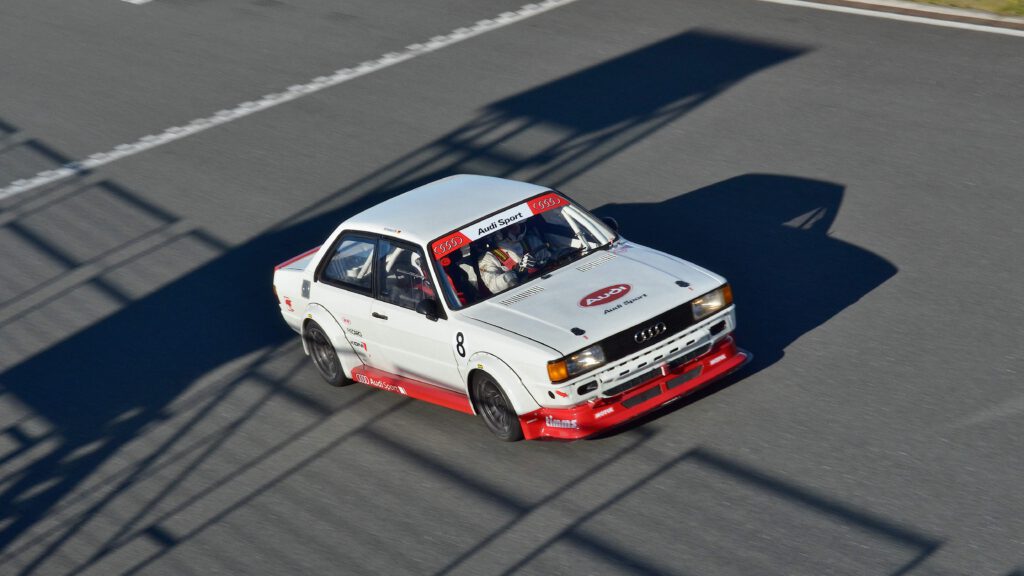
[461,241,724,355]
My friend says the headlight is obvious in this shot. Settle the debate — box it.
[692,284,733,321]
[547,344,606,383]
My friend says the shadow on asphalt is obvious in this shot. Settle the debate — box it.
[600,174,898,374]
[0,28,917,575]
[482,446,939,576]
[589,173,898,438]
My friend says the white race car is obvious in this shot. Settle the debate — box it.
[273,175,748,440]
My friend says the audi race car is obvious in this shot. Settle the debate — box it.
[273,175,749,441]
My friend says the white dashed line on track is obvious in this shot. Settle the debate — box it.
[0,0,580,201]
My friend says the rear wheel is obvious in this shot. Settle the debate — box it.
[304,321,351,387]
[472,372,524,442]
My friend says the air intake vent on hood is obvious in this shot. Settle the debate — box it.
[576,252,616,272]
[499,286,545,306]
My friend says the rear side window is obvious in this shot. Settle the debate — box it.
[320,235,375,292]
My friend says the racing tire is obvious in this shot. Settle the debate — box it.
[304,321,352,387]
[472,372,524,442]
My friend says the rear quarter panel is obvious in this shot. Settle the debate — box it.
[273,247,320,333]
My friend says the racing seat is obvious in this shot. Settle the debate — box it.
[468,242,493,299]
[380,248,413,307]
[444,249,477,305]
[387,250,435,310]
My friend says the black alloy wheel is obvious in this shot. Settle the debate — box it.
[473,372,524,442]
[305,321,350,387]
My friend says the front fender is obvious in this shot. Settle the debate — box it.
[303,303,361,379]
[466,352,541,416]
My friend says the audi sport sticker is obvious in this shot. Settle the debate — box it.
[602,293,648,315]
[356,373,407,395]
[579,284,632,308]
[526,192,566,215]
[431,192,569,259]
[474,206,528,236]
[432,231,470,259]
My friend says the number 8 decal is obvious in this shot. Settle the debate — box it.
[455,332,466,357]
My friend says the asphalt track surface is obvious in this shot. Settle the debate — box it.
[1,0,1022,574]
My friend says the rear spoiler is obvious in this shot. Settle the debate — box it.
[274,246,321,270]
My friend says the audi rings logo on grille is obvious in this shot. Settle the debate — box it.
[634,322,667,343]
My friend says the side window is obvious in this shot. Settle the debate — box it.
[320,234,375,292]
[376,238,436,313]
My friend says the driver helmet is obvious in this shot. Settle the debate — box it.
[496,222,525,244]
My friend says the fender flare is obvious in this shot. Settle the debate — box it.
[302,303,361,379]
[466,352,541,416]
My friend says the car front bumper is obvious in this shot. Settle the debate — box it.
[518,336,749,440]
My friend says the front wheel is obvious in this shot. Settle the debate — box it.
[472,372,524,442]
[304,321,352,387]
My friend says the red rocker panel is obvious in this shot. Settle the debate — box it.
[349,366,475,415]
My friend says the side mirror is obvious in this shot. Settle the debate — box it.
[416,298,441,321]
[600,216,620,233]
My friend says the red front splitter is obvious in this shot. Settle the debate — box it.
[519,336,749,440]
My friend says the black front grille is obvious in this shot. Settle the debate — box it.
[604,368,659,397]
[666,365,703,390]
[622,386,662,408]
[666,342,712,371]
[599,302,696,364]
[601,341,711,398]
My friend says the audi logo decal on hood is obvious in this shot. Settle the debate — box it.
[578,284,631,308]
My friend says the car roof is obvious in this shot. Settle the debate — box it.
[344,175,550,244]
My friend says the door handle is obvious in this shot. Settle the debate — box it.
[372,312,388,320]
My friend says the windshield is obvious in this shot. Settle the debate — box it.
[430,192,616,309]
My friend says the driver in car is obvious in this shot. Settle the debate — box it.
[478,222,550,294]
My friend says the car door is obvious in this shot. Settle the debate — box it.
[308,232,378,369]
[365,236,464,391]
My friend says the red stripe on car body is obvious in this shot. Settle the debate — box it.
[274,246,321,270]
[350,366,474,414]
